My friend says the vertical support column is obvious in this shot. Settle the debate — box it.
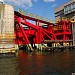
[68,21,71,30]
[36,21,40,26]
[65,35,67,40]
[63,21,66,40]
[35,21,42,50]
[24,17,26,23]
[63,21,66,46]
[63,35,65,40]
[36,21,42,43]
[72,22,75,46]
[35,21,39,44]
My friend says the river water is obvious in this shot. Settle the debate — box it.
[0,49,75,75]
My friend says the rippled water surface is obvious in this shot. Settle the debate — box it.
[0,49,75,75]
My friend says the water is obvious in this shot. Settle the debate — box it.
[0,49,75,75]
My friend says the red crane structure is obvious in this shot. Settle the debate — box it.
[14,9,73,50]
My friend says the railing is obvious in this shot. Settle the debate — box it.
[18,8,55,23]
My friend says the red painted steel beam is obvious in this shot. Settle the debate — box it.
[15,11,72,45]
[21,18,56,38]
[15,14,56,37]
[18,25,30,44]
[15,17,56,44]
[15,18,30,44]
[14,11,54,25]
[42,30,52,40]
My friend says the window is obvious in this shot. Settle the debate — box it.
[73,3,75,9]
[71,4,73,10]
[64,2,75,14]
[64,6,68,12]
[69,5,71,11]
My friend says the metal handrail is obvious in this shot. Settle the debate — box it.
[18,8,55,23]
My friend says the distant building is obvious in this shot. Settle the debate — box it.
[55,0,75,22]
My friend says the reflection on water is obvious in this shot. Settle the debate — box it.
[0,49,75,75]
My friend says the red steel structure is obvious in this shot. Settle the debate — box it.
[14,11,72,48]
[14,11,56,45]
[48,20,71,40]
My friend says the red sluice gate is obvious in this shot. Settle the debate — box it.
[14,11,72,50]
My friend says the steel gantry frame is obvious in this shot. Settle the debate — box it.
[14,11,72,50]
[14,11,56,45]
